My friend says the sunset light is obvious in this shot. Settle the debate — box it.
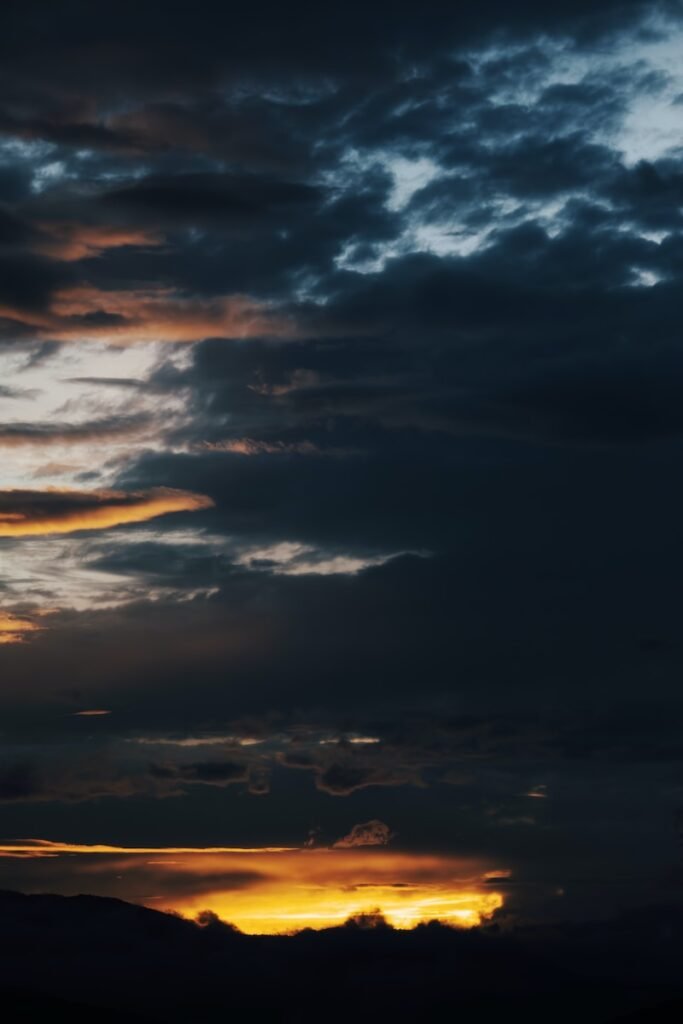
[0,841,505,934]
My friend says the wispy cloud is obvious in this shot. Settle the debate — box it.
[0,611,42,645]
[0,486,213,537]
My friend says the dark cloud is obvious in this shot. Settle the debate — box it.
[0,762,40,801]
[0,250,72,314]
[149,760,250,787]
[101,173,322,229]
[0,414,155,447]
[0,0,664,111]
[0,384,38,399]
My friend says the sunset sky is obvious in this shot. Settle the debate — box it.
[1,0,683,935]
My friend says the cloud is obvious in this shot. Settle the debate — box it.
[1,286,293,345]
[149,760,250,787]
[0,840,295,856]
[200,438,320,456]
[333,820,394,848]
[0,414,155,447]
[0,611,42,645]
[0,487,213,536]
[280,745,423,796]
[32,222,164,262]
[0,754,253,805]
[0,763,39,799]
[100,172,321,230]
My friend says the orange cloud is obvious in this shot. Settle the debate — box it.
[333,820,393,848]
[0,286,292,344]
[34,222,164,262]
[0,840,296,857]
[0,611,42,645]
[0,840,506,934]
[0,486,214,537]
[201,438,319,456]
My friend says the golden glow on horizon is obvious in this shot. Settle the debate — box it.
[0,841,506,935]
[0,487,214,537]
[172,877,503,934]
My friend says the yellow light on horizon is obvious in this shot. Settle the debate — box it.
[173,882,503,935]
[0,841,506,935]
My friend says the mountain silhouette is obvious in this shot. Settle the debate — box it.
[0,891,682,1022]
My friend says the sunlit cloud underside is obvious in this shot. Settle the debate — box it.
[0,612,42,645]
[0,486,213,537]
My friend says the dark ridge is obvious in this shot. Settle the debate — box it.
[611,1001,683,1023]
[0,891,682,1022]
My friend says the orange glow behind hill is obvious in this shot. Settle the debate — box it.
[168,871,504,934]
[0,841,506,935]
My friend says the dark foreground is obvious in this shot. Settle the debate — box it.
[0,891,682,1022]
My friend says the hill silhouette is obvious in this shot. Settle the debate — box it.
[0,891,682,1022]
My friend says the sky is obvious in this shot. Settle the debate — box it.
[1,0,683,935]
